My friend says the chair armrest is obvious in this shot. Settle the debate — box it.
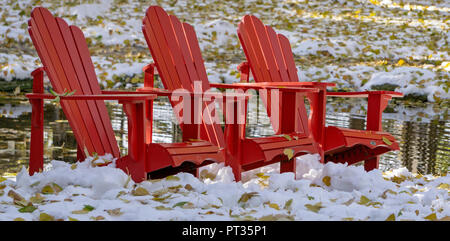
[26,93,156,102]
[237,61,250,82]
[143,62,156,88]
[326,91,403,133]
[327,91,403,98]
[210,83,318,93]
[135,87,172,96]
[251,81,336,88]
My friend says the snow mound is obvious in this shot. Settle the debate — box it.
[0,154,448,221]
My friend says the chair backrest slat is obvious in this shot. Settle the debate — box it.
[70,26,120,155]
[265,26,290,81]
[28,7,120,158]
[238,15,300,83]
[237,16,272,83]
[278,34,299,82]
[143,6,225,147]
[183,23,211,91]
[238,15,309,135]
[251,17,282,83]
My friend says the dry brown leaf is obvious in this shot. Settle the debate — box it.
[106,208,124,216]
[132,187,149,196]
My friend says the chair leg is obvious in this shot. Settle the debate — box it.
[364,156,379,172]
[29,99,44,175]
[223,96,246,182]
[364,93,391,170]
[29,67,45,175]
[120,101,147,182]
[186,167,199,178]
[227,153,242,182]
[77,144,86,162]
[280,158,296,178]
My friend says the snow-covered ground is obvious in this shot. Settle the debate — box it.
[0,0,448,102]
[0,154,448,221]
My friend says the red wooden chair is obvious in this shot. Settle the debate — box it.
[140,6,320,181]
[26,7,226,182]
[236,15,403,171]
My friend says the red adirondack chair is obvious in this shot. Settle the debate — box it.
[237,15,403,171]
[26,7,226,182]
[140,6,320,181]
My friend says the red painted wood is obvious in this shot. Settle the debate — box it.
[29,13,92,154]
[159,141,216,148]
[238,16,312,137]
[209,83,317,92]
[29,7,117,158]
[237,62,250,82]
[250,16,282,83]
[107,89,171,96]
[146,142,224,172]
[143,6,225,147]
[41,10,104,154]
[142,8,190,130]
[142,64,154,144]
[77,144,86,162]
[223,98,246,181]
[55,17,113,156]
[26,93,155,101]
[181,20,224,144]
[364,93,390,170]
[328,91,403,98]
[237,15,402,170]
[278,34,299,82]
[29,68,44,175]
[121,102,147,182]
[27,7,213,183]
[143,6,319,181]
[266,26,290,82]
[238,16,269,83]
[233,81,335,87]
[183,22,209,89]
[70,25,120,157]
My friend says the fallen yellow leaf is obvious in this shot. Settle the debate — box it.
[437,183,449,190]
[165,175,180,181]
[322,176,331,186]
[268,203,280,210]
[396,59,405,66]
[305,202,324,213]
[358,196,371,205]
[382,137,392,146]
[283,148,294,160]
[131,187,149,196]
[238,192,259,203]
[424,213,437,221]
[385,213,395,221]
[39,213,54,221]
[106,208,124,216]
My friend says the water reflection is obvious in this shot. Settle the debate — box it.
[0,96,448,175]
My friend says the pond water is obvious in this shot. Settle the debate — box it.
[0,95,448,176]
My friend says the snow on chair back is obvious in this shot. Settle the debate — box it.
[28,7,120,158]
[142,6,225,147]
[237,15,309,136]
